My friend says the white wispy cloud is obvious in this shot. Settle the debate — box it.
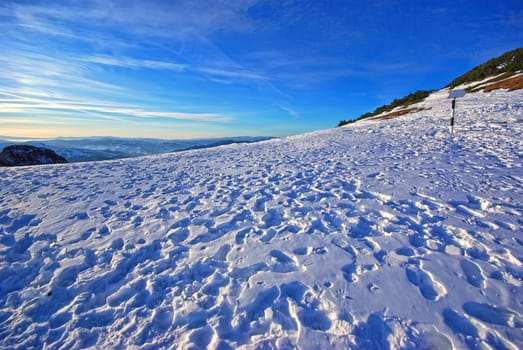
[0,90,232,123]
[82,55,187,72]
[239,50,361,87]
[278,105,299,119]
[0,50,125,96]
[0,117,67,125]
[199,67,270,82]
[240,49,435,88]
[3,0,262,40]
[0,0,349,138]
[2,0,287,91]
[2,1,277,83]
[0,43,236,134]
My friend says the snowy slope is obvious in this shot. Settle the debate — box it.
[1,88,522,349]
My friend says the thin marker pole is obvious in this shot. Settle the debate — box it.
[451,98,455,134]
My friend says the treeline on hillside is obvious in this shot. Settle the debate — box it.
[337,90,432,127]
[447,48,523,89]
[338,48,522,127]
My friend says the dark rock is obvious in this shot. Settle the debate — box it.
[0,145,68,166]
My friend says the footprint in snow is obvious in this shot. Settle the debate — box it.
[396,246,416,257]
[5,213,41,234]
[270,250,300,273]
[261,208,283,228]
[341,262,377,283]
[460,259,485,288]
[405,264,446,301]
[462,302,523,328]
[259,228,277,243]
[442,308,478,338]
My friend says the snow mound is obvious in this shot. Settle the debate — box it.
[1,89,522,349]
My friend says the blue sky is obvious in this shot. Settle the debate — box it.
[1,0,522,139]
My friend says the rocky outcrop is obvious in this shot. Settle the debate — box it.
[0,145,68,166]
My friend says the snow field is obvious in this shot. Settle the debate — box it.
[0,88,522,349]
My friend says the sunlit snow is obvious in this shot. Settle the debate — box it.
[1,88,522,349]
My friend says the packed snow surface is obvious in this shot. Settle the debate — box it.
[1,89,522,349]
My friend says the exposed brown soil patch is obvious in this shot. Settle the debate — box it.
[482,75,523,92]
[373,107,430,121]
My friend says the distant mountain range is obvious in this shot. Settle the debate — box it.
[338,48,523,126]
[0,136,273,163]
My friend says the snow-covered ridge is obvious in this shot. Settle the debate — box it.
[0,136,273,164]
[1,89,522,349]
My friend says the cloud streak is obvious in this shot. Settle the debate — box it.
[0,90,231,123]
[0,49,126,96]
[199,67,269,82]
[3,0,262,40]
[81,55,187,72]
[277,105,299,119]
[2,1,280,84]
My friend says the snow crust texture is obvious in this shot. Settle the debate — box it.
[1,89,522,349]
